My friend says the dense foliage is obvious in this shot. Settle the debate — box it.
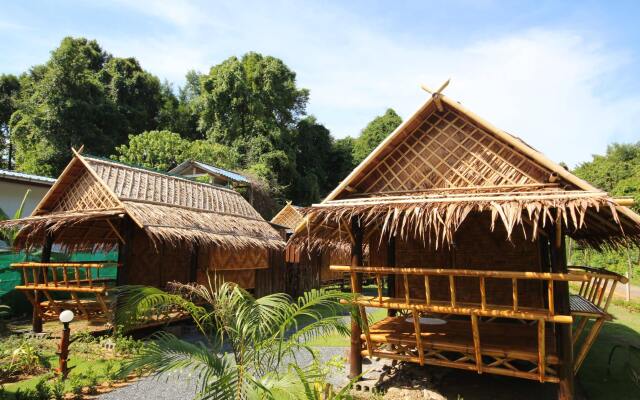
[115,282,355,399]
[352,108,402,164]
[572,142,640,280]
[1,37,398,213]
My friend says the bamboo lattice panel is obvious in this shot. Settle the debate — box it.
[357,106,552,193]
[51,170,120,212]
[271,205,303,229]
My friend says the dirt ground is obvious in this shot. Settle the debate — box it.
[351,362,580,400]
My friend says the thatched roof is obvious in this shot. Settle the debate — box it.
[270,202,303,230]
[291,92,640,252]
[1,151,283,251]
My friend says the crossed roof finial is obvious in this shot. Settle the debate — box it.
[420,79,450,112]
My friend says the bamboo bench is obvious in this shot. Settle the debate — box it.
[12,262,119,322]
[331,264,623,383]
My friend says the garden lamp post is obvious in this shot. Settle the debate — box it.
[57,309,74,378]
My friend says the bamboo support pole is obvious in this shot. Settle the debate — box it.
[548,281,555,315]
[512,278,518,311]
[480,277,486,311]
[424,275,431,306]
[573,318,605,373]
[404,274,410,303]
[471,314,482,373]
[449,276,457,308]
[412,310,425,366]
[537,319,546,383]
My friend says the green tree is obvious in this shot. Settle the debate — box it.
[574,142,640,212]
[329,137,356,190]
[290,116,333,205]
[114,130,240,173]
[0,74,20,169]
[115,282,354,399]
[352,108,402,164]
[10,37,167,176]
[114,130,189,171]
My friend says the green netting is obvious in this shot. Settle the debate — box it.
[0,250,118,315]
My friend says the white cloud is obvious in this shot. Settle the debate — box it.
[78,2,640,166]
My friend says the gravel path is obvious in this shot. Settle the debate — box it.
[99,346,352,400]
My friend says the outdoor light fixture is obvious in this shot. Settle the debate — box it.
[59,309,74,325]
[57,309,74,378]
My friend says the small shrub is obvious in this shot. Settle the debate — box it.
[67,374,85,400]
[34,377,51,400]
[109,329,144,357]
[104,361,120,386]
[50,377,66,400]
[13,387,36,400]
[84,370,99,395]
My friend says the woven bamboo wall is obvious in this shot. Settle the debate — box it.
[125,229,190,288]
[369,212,544,308]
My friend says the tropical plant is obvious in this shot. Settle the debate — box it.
[114,279,356,399]
[0,188,30,247]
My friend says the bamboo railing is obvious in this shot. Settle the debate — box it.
[331,264,621,383]
[12,262,120,321]
[568,265,627,373]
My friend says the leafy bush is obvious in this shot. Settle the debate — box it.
[0,338,51,382]
[34,377,51,400]
[50,377,66,400]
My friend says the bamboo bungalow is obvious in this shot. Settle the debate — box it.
[1,150,285,330]
[289,88,640,399]
[271,202,344,294]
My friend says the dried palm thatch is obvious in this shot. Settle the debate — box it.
[291,189,640,253]
[290,92,640,253]
[0,152,283,252]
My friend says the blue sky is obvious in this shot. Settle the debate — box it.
[2,1,640,166]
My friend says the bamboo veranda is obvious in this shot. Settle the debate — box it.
[289,84,640,400]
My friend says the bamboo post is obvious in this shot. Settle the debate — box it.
[538,319,546,382]
[550,219,574,400]
[425,275,432,306]
[573,318,605,373]
[471,313,482,373]
[412,309,425,366]
[403,274,410,303]
[512,278,518,311]
[387,236,397,317]
[33,233,53,333]
[116,217,133,286]
[479,277,486,311]
[626,250,632,302]
[449,275,456,308]
[349,217,364,380]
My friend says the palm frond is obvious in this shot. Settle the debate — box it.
[121,332,235,397]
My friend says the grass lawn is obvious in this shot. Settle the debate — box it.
[576,301,640,399]
[3,356,117,394]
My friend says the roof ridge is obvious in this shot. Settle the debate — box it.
[83,154,243,196]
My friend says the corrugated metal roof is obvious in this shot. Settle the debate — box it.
[170,160,249,183]
[0,169,56,185]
